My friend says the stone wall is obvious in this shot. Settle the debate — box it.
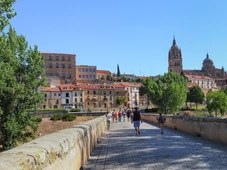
[0,116,106,170]
[141,113,227,145]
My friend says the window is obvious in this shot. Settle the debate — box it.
[86,75,88,78]
[88,102,90,105]
[93,68,96,72]
[62,56,65,61]
[86,68,88,72]
[79,75,81,78]
[62,73,65,78]
[49,63,52,68]
[79,68,81,72]
[104,92,106,95]
[68,56,71,61]
[66,93,69,97]
[68,64,71,68]
[82,68,85,72]
[80,98,82,102]
[54,93,56,96]
[66,99,69,103]
[68,74,72,78]
[90,75,92,78]
[75,92,77,96]
[90,68,92,72]
[88,90,90,94]
[82,75,85,78]
[56,73,59,76]
[93,91,96,94]
[62,64,65,68]
[56,56,59,61]
[56,100,59,104]
[93,75,96,78]
[59,93,61,96]
[110,91,112,95]
[49,73,53,76]
[75,98,77,102]
[49,56,52,60]
[56,63,59,68]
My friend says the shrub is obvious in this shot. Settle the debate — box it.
[70,108,80,112]
[36,118,42,123]
[50,114,63,121]
[62,114,76,121]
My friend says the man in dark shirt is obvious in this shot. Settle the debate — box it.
[132,107,142,135]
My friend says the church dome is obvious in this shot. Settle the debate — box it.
[203,53,213,64]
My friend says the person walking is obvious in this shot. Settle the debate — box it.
[126,108,131,122]
[157,113,166,134]
[112,110,115,123]
[118,109,122,122]
[132,107,142,135]
[106,111,112,130]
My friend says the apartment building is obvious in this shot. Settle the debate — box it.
[96,70,112,81]
[59,84,74,107]
[119,82,141,108]
[185,74,216,89]
[77,83,128,110]
[41,52,76,84]
[76,65,97,83]
[41,86,62,109]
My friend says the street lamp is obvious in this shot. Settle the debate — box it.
[164,84,167,114]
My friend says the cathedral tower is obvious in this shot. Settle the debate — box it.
[168,36,183,73]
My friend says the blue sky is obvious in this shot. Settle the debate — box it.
[10,0,227,76]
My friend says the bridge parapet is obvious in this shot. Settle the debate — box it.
[0,116,106,170]
[142,113,227,145]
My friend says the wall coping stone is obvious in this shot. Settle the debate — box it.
[0,116,106,170]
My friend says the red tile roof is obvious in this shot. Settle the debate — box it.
[96,70,111,74]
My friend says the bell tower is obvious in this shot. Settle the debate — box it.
[168,36,183,73]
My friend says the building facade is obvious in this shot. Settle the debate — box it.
[41,52,76,84]
[96,70,112,81]
[75,65,97,83]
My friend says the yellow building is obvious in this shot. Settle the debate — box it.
[96,70,112,81]
[76,65,97,83]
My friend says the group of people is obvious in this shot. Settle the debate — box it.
[106,107,166,135]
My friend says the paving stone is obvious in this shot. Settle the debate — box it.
[84,121,227,170]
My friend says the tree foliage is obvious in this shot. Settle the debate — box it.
[140,72,187,114]
[0,0,17,32]
[0,26,47,150]
[117,64,120,78]
[116,97,126,105]
[187,86,205,110]
[206,91,227,117]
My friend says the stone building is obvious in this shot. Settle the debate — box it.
[168,37,227,87]
[75,65,97,83]
[168,36,183,73]
[41,52,76,84]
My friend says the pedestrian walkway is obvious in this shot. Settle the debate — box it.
[84,120,227,170]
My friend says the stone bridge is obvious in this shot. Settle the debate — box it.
[0,114,227,170]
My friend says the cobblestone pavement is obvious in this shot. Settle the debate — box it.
[84,120,227,170]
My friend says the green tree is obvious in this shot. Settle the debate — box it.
[140,72,187,114]
[117,64,120,78]
[116,97,126,106]
[0,0,17,32]
[0,26,47,150]
[106,74,112,81]
[187,86,205,110]
[206,91,227,117]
